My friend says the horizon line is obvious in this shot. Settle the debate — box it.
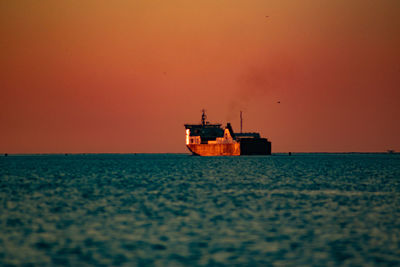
[1,151,398,156]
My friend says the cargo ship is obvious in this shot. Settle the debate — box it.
[184,110,271,156]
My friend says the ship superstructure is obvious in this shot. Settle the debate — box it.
[184,110,271,156]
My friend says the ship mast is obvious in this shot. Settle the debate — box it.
[201,109,207,126]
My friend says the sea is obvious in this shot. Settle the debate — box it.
[1,153,399,266]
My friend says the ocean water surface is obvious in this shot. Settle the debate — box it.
[1,153,399,266]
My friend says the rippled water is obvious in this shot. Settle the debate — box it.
[1,153,400,266]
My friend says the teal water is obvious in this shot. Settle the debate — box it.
[1,153,400,266]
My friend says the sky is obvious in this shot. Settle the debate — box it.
[1,0,399,153]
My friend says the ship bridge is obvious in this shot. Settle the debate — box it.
[184,124,224,144]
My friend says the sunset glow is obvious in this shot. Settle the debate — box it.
[1,0,399,153]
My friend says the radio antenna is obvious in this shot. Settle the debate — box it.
[240,111,243,133]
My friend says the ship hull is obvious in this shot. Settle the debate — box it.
[240,138,271,155]
[187,139,271,156]
[187,143,240,156]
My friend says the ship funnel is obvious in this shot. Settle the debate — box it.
[226,123,235,138]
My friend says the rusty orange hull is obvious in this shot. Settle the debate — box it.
[187,143,240,156]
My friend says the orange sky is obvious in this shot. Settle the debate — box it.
[1,0,399,153]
